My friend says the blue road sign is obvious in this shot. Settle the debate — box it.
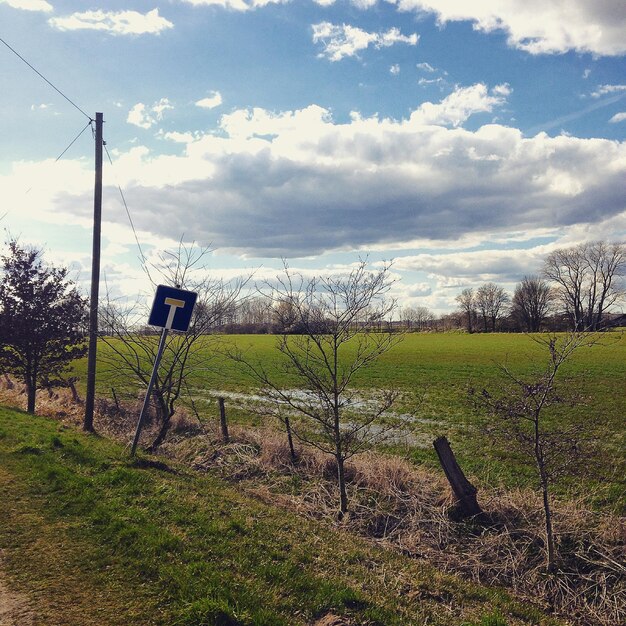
[148,285,198,332]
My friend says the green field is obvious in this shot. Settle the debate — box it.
[76,332,626,509]
[0,407,556,626]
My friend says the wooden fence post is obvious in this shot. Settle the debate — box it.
[433,436,482,518]
[218,397,229,443]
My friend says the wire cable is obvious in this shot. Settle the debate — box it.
[54,120,93,162]
[103,144,149,268]
[22,120,94,196]
[0,35,92,121]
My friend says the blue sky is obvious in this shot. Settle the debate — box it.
[1,0,625,313]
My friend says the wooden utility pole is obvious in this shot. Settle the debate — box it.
[84,112,103,432]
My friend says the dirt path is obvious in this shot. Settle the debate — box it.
[0,558,35,626]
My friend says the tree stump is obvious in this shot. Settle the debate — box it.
[433,436,482,518]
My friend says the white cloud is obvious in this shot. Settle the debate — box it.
[1,0,52,11]
[395,248,549,284]
[590,84,626,98]
[386,0,626,56]
[390,64,400,75]
[48,8,173,35]
[127,99,174,129]
[416,62,436,72]
[312,22,418,61]
[313,0,336,5]
[418,77,444,87]
[610,112,626,123]
[180,0,289,11]
[195,91,223,109]
[410,83,510,127]
[6,85,625,261]
[161,131,198,143]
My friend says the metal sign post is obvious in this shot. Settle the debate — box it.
[130,285,197,456]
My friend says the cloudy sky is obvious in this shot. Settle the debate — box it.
[1,0,625,313]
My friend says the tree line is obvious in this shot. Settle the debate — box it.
[451,241,625,333]
[183,240,625,334]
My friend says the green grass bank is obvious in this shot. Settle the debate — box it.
[0,406,560,626]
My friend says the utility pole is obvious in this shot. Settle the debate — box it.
[84,112,103,432]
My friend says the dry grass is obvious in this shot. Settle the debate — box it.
[183,429,625,625]
[1,377,623,626]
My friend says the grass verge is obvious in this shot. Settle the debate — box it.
[0,406,557,625]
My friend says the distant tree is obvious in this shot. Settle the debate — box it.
[475,282,510,332]
[0,240,88,413]
[543,241,625,330]
[231,260,402,517]
[271,298,304,334]
[238,296,272,330]
[401,305,434,331]
[455,288,477,333]
[438,312,464,332]
[512,276,554,332]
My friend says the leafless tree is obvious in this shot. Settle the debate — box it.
[455,288,477,333]
[237,296,273,328]
[475,282,510,332]
[100,243,245,451]
[512,276,554,332]
[230,260,403,517]
[543,241,625,330]
[401,305,435,331]
[473,332,602,573]
[438,312,464,331]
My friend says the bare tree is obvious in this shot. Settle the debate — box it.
[543,241,625,330]
[101,243,244,451]
[237,296,272,330]
[230,260,402,517]
[475,283,510,332]
[455,288,476,333]
[512,276,554,332]
[401,305,434,331]
[473,332,601,573]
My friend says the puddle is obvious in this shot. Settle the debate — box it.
[187,387,448,448]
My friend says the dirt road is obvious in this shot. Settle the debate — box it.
[0,564,35,626]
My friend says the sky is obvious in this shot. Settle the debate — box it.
[0,0,625,315]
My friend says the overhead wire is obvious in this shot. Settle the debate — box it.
[103,144,149,270]
[22,120,94,196]
[1,35,95,194]
[55,120,93,162]
[1,34,150,275]
[0,35,93,122]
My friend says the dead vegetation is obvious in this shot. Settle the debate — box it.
[0,378,623,626]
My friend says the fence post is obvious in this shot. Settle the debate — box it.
[433,436,482,518]
[218,397,229,443]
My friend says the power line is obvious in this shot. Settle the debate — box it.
[103,144,149,268]
[0,35,92,121]
[55,120,93,162]
[21,120,95,197]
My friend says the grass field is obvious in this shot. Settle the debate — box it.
[74,331,626,509]
[0,406,557,626]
